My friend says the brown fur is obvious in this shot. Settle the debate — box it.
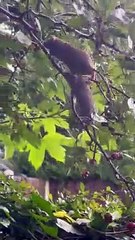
[64,73,95,121]
[44,37,95,123]
[44,37,96,81]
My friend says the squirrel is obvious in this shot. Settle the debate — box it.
[44,36,96,82]
[44,37,96,123]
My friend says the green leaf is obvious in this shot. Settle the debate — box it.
[112,211,121,220]
[55,77,67,101]
[54,118,69,129]
[17,122,41,148]
[0,134,14,159]
[22,127,41,148]
[80,182,85,192]
[28,143,46,170]
[108,60,125,84]
[90,213,107,231]
[43,134,66,162]
[93,93,105,112]
[39,222,58,238]
[108,138,117,151]
[43,118,56,134]
[32,213,49,223]
[43,133,74,162]
[77,131,90,148]
[43,117,69,135]
[31,193,53,216]
[5,144,14,159]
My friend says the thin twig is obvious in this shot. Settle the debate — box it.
[86,127,135,201]
[110,84,129,98]
[92,126,97,160]
[96,82,110,102]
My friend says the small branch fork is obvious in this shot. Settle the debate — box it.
[0,6,134,201]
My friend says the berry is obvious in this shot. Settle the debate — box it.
[90,159,96,165]
[126,222,135,232]
[104,213,112,223]
[81,170,89,178]
[110,152,123,160]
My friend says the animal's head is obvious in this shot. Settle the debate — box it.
[44,36,59,49]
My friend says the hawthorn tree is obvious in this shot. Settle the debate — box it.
[0,0,135,200]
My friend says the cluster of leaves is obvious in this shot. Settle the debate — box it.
[0,0,135,197]
[0,174,58,240]
[53,183,135,240]
[0,174,135,240]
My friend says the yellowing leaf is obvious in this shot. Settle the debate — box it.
[53,211,74,223]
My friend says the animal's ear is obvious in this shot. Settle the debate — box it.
[44,36,56,49]
[51,36,57,40]
[45,36,57,42]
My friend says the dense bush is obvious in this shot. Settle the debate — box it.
[0,175,134,240]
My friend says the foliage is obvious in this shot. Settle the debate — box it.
[0,174,58,239]
[55,183,126,222]
[52,183,135,240]
[0,174,135,240]
[0,174,85,239]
